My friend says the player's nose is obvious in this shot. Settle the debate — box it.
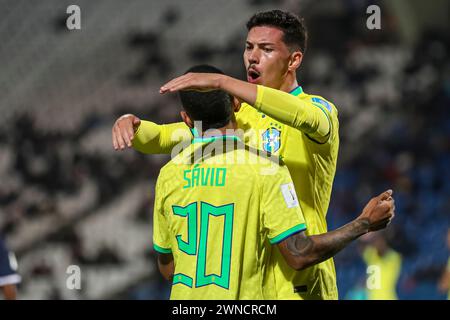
[247,48,260,64]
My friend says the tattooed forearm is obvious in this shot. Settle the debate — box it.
[282,218,370,270]
[286,233,313,257]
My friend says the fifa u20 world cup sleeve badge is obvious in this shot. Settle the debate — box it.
[280,183,299,208]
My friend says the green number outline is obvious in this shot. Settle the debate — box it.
[195,202,234,289]
[171,202,234,290]
[172,202,197,255]
[172,273,193,288]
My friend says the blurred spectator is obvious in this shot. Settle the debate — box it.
[360,232,402,300]
[0,237,21,300]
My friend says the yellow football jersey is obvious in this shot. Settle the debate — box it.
[153,136,307,300]
[242,86,340,300]
[136,85,339,300]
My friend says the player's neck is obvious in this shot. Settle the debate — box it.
[199,121,237,138]
[279,74,299,93]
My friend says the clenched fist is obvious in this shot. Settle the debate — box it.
[358,189,396,232]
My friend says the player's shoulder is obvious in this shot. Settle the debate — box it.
[300,91,338,115]
[239,102,252,111]
[239,101,274,121]
[159,160,174,175]
[159,153,179,172]
[157,150,188,181]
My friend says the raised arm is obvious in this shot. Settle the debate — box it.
[252,85,330,141]
[160,73,330,142]
[277,190,395,271]
[112,114,191,154]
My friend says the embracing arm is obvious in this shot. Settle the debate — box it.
[112,114,191,154]
[278,190,395,271]
[219,77,330,139]
[133,120,191,154]
[253,85,330,140]
[160,74,330,141]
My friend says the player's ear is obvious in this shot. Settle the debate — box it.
[288,51,303,71]
[180,111,194,129]
[232,96,241,112]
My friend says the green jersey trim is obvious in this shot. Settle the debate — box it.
[289,86,303,96]
[269,223,307,244]
[154,243,172,254]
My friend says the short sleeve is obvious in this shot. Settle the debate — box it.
[152,176,172,254]
[260,165,307,244]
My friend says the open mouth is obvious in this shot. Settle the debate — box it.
[247,69,261,83]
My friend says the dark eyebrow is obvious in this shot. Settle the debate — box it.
[245,41,275,46]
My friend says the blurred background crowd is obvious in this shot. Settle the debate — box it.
[0,0,448,299]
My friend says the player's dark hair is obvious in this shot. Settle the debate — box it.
[179,65,233,131]
[246,10,307,53]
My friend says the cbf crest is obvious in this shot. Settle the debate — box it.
[262,127,281,153]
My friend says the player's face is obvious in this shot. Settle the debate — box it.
[243,26,292,89]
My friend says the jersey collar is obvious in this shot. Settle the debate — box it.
[289,86,303,96]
